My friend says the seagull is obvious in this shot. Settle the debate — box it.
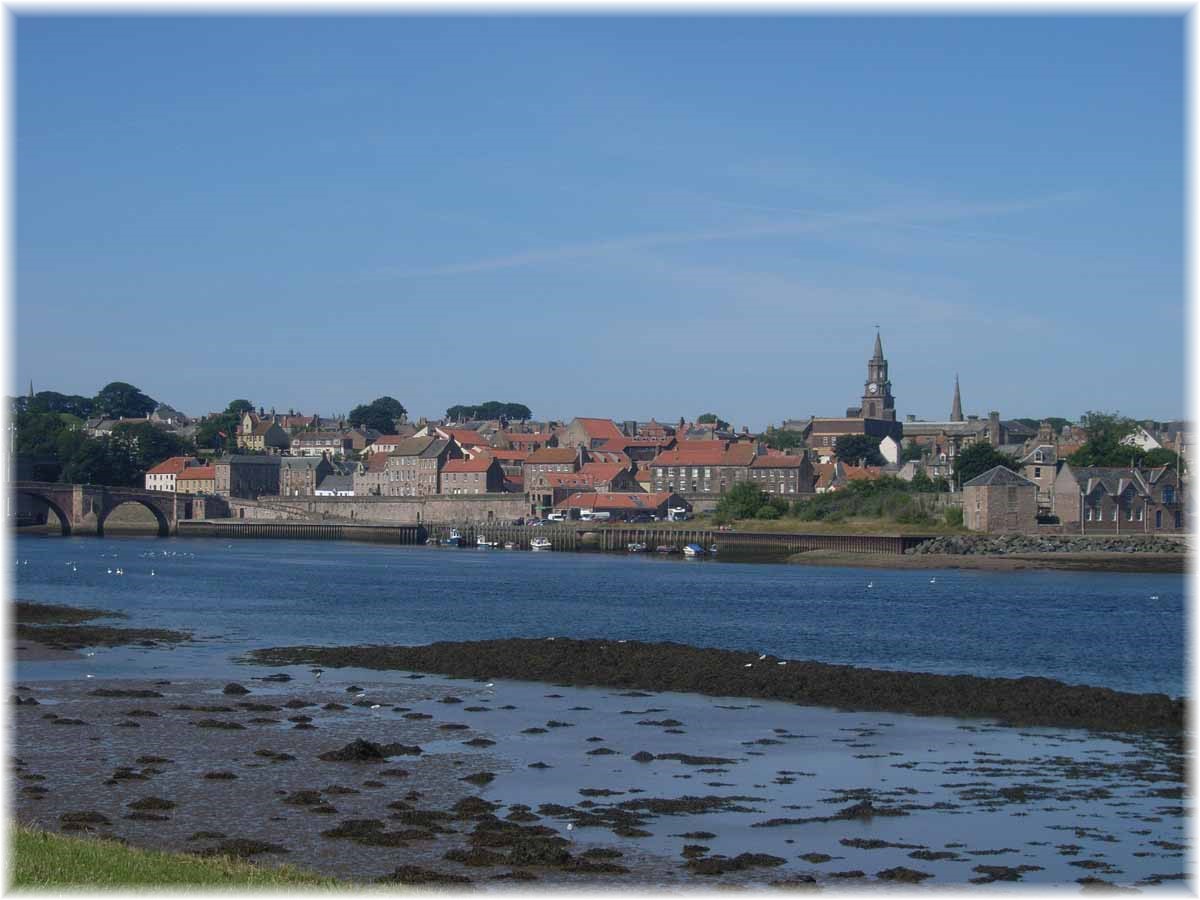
[743,663,753,668]
[84,651,96,657]
[150,570,155,576]
[485,683,495,689]
[617,639,627,644]
[758,654,767,661]
[566,823,575,842]
[1150,594,1160,601]
[355,693,366,699]
[370,704,381,710]
[929,577,937,584]
[777,661,787,666]
[867,581,874,588]
[107,568,112,575]
[85,674,94,679]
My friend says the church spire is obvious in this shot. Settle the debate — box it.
[872,327,883,361]
[950,373,964,422]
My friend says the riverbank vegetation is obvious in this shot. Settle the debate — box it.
[711,478,965,531]
[10,824,338,888]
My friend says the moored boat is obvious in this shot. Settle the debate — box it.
[442,529,464,547]
[683,543,706,558]
[655,545,678,555]
[627,542,647,553]
[530,537,552,551]
[503,541,517,550]
[477,535,499,548]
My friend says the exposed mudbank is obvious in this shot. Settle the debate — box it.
[249,638,1183,733]
[14,600,191,650]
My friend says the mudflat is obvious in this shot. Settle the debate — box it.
[249,638,1184,734]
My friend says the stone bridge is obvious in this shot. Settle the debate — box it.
[11,481,207,537]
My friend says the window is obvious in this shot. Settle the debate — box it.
[1111,507,1117,522]
[1034,467,1042,478]
[1126,506,1133,521]
[1034,450,1043,463]
[1086,507,1093,521]
[1164,486,1176,504]
[1137,507,1144,521]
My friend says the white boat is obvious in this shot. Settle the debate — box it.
[477,535,499,548]
[503,541,517,550]
[683,543,706,558]
[627,542,647,553]
[442,529,464,547]
[530,537,552,551]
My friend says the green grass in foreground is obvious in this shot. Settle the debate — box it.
[9,825,342,889]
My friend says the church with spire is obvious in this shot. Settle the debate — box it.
[846,329,897,422]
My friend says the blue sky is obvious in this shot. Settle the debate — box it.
[16,15,1184,427]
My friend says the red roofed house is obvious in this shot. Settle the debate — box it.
[749,454,815,496]
[441,456,505,495]
[596,436,676,462]
[367,435,416,455]
[649,442,755,500]
[176,465,216,495]
[523,447,587,517]
[494,432,558,453]
[579,462,640,492]
[145,456,203,492]
[562,417,626,450]
[556,491,691,520]
[435,427,490,457]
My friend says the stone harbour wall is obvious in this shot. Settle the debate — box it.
[910,534,1187,556]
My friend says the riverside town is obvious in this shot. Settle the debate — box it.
[10,13,1186,894]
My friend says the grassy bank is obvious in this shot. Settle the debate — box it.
[10,824,341,888]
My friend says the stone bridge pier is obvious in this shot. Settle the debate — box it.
[11,481,201,537]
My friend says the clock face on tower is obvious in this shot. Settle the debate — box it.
[868,383,878,394]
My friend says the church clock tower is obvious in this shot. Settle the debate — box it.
[861,329,896,421]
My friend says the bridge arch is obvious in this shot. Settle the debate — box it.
[16,490,71,536]
[97,498,170,538]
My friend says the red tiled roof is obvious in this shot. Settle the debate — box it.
[546,472,595,488]
[440,428,488,447]
[443,457,496,474]
[365,454,389,472]
[479,448,530,462]
[651,443,755,467]
[372,435,410,445]
[586,450,631,466]
[597,437,673,451]
[750,455,805,469]
[814,463,837,489]
[574,418,625,442]
[177,465,215,481]
[557,492,676,510]
[525,448,579,465]
[842,465,884,481]
[579,462,627,483]
[146,457,198,476]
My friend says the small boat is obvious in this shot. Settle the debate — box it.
[655,545,678,555]
[426,537,438,546]
[709,544,719,555]
[627,542,647,553]
[441,529,464,547]
[503,541,517,550]
[477,535,499,548]
[530,537,552,551]
[683,543,706,558]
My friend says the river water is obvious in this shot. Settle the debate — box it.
[9,534,1190,888]
[12,534,1187,696]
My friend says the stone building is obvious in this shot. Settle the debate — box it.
[291,432,354,458]
[370,437,461,497]
[175,465,216,495]
[523,447,587,516]
[144,456,201,493]
[962,466,1038,533]
[441,456,505,495]
[280,455,335,497]
[748,454,816,496]
[236,413,290,453]
[649,442,757,497]
[1053,464,1184,533]
[214,455,281,499]
[561,417,626,450]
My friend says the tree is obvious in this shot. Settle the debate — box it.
[1068,411,1140,468]
[348,397,407,434]
[697,413,730,430]
[1141,447,1182,470]
[901,441,924,462]
[93,382,156,419]
[226,399,254,416]
[713,482,786,523]
[27,391,94,418]
[834,434,885,466]
[761,427,802,451]
[111,422,194,475]
[954,441,1019,487]
[446,401,531,422]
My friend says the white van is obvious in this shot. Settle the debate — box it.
[579,510,611,522]
[546,511,567,522]
[667,507,690,522]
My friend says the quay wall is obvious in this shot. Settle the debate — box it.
[228,494,527,525]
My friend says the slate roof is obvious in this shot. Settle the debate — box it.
[962,466,1037,488]
[316,474,354,493]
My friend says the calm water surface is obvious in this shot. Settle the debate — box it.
[12,535,1186,696]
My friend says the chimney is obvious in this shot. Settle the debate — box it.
[988,411,1001,446]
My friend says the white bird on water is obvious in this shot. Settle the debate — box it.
[107,568,113,575]
[777,661,787,666]
[743,663,753,668]
[867,581,874,588]
[355,693,366,699]
[370,704,381,710]
[1150,594,1160,600]
[758,654,767,661]
[150,570,155,576]
[929,577,937,584]
[566,823,574,842]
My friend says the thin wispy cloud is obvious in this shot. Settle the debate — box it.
[369,193,1071,280]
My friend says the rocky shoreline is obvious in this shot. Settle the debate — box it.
[909,534,1186,556]
[248,638,1184,734]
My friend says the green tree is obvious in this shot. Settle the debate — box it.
[27,391,94,418]
[697,413,730,430]
[954,441,1019,487]
[226,399,254,416]
[1141,447,1182,470]
[93,382,156,419]
[446,401,532,422]
[834,434,885,466]
[761,427,802,451]
[714,482,769,523]
[110,422,194,475]
[901,441,924,462]
[1068,411,1140,467]
[349,397,408,433]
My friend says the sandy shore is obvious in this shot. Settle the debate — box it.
[786,550,1186,573]
[14,638,82,661]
